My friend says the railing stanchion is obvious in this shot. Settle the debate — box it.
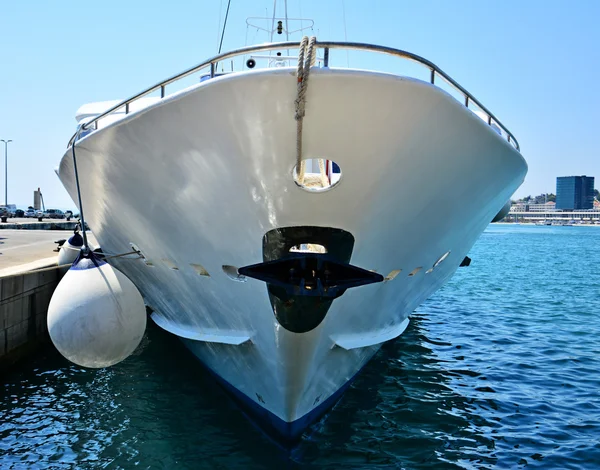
[465,96,469,107]
[324,47,329,67]
[210,62,215,78]
[160,85,165,98]
[125,103,129,114]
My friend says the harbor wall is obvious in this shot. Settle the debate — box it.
[0,221,85,230]
[0,266,62,371]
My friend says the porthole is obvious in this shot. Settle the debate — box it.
[292,158,342,193]
[161,259,179,271]
[190,263,210,276]
[384,269,402,281]
[222,265,246,282]
[408,267,422,277]
[130,242,154,266]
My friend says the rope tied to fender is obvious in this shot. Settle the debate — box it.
[294,36,318,185]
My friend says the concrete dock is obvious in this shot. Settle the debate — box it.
[1,230,71,275]
[0,229,97,370]
[0,217,84,231]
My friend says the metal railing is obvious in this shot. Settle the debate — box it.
[68,41,520,151]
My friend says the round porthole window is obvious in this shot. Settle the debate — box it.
[293,158,342,193]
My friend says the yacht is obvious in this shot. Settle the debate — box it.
[55,6,527,443]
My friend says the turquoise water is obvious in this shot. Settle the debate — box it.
[1,224,599,469]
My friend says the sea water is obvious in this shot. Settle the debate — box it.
[1,224,599,469]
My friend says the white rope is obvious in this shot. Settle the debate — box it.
[295,35,317,185]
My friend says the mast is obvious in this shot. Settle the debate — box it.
[245,0,315,68]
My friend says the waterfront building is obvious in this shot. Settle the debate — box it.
[511,201,556,212]
[556,176,595,210]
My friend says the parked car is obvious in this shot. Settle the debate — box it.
[0,208,14,218]
[46,209,66,219]
[24,208,37,218]
[15,209,24,217]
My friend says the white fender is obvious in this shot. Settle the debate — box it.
[47,252,147,368]
[58,232,84,266]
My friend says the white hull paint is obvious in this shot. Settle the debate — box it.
[57,67,527,437]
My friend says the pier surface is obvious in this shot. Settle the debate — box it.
[0,230,96,276]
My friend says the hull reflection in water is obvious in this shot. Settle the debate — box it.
[0,313,500,467]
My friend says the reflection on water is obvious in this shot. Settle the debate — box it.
[0,314,507,469]
[1,325,277,469]
[2,225,600,469]
[295,313,499,469]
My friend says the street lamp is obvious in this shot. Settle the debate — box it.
[0,139,11,206]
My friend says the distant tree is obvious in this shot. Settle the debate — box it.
[530,193,556,204]
[595,189,600,200]
[523,195,531,202]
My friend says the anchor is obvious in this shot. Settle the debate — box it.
[238,252,383,298]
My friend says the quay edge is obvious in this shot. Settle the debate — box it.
[0,264,63,372]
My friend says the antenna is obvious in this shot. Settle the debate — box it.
[246,16,314,37]
[217,0,232,54]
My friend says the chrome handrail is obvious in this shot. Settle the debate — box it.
[67,40,520,151]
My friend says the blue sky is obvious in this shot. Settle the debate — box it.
[0,0,598,210]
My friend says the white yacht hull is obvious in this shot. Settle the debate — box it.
[57,67,526,440]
